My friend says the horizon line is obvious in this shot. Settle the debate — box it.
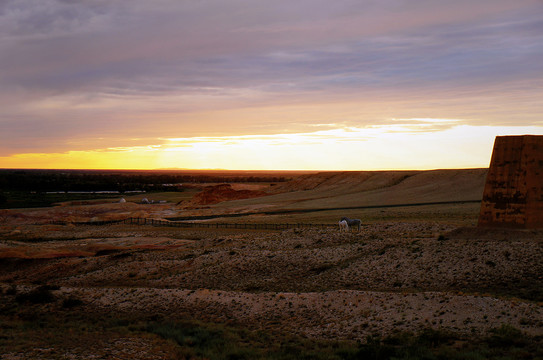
[0,167,489,172]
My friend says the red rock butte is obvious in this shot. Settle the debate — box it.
[478,135,543,229]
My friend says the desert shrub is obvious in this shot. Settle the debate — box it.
[5,285,17,295]
[147,321,259,360]
[146,321,360,360]
[149,322,219,349]
[347,329,490,360]
[310,263,333,274]
[15,285,56,304]
[144,321,542,360]
[62,297,83,308]
[523,288,543,302]
[487,324,524,348]
[351,335,397,360]
[415,328,455,348]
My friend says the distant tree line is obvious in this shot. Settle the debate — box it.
[0,169,290,192]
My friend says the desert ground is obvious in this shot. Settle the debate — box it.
[1,169,542,359]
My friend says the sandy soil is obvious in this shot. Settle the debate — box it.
[0,202,177,225]
[1,222,542,345]
[52,287,541,339]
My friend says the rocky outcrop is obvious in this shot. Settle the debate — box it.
[479,135,543,228]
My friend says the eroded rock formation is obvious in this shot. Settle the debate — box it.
[478,135,543,228]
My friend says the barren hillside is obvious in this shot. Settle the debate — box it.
[196,169,488,215]
[1,224,542,352]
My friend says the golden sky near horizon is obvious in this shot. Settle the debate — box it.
[1,1,542,170]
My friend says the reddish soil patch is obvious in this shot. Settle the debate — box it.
[0,237,192,259]
[181,184,269,206]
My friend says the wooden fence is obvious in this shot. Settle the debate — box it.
[49,217,336,230]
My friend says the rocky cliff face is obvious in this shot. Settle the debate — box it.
[479,135,543,229]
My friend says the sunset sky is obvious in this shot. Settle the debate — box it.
[1,0,542,170]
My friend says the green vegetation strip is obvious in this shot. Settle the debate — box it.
[143,320,543,360]
[1,286,542,359]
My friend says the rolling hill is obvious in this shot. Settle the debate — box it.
[197,168,488,214]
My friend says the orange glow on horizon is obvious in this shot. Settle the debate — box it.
[2,124,543,171]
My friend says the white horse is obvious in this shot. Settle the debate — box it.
[338,220,349,232]
[341,216,361,231]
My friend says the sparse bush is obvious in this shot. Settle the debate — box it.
[62,297,83,308]
[146,321,249,359]
[487,324,524,348]
[310,264,333,274]
[15,285,56,304]
[416,327,454,347]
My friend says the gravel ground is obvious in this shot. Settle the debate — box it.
[2,223,542,341]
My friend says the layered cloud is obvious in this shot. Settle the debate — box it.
[1,0,542,168]
[3,123,543,170]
